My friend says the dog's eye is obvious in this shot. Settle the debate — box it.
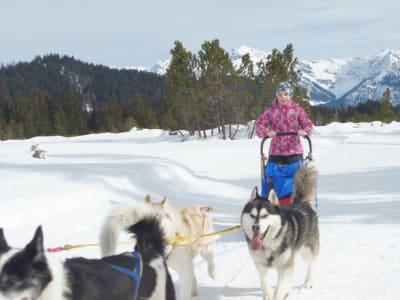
[250,214,256,219]
[260,214,268,219]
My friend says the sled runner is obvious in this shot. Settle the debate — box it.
[260,132,313,205]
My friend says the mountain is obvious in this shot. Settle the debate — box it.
[301,49,400,106]
[4,48,399,108]
[0,54,164,105]
[137,46,400,107]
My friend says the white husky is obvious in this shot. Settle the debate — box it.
[100,195,217,300]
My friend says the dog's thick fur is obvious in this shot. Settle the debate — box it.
[100,196,217,300]
[241,163,319,300]
[0,205,175,300]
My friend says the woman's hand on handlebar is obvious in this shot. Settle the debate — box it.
[266,130,308,138]
[297,130,308,137]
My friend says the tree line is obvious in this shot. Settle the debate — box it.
[0,44,399,140]
[0,84,162,139]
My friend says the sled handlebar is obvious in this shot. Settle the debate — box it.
[260,132,312,160]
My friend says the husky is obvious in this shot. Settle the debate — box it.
[0,205,176,300]
[241,163,319,300]
[100,195,217,300]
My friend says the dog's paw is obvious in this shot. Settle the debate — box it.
[208,268,216,279]
[303,281,313,289]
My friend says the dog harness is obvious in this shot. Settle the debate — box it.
[103,251,143,300]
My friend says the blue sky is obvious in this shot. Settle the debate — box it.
[1,0,399,67]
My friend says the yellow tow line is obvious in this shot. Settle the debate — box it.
[47,225,242,252]
[167,224,242,246]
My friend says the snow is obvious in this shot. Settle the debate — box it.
[1,122,400,299]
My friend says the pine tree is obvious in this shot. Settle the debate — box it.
[133,96,159,129]
[330,109,341,123]
[198,39,235,139]
[256,44,302,109]
[0,81,14,122]
[107,97,123,132]
[378,88,396,123]
[62,88,89,135]
[164,41,199,134]
[122,116,138,131]
[14,92,28,138]
[54,109,68,136]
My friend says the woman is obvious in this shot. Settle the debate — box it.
[255,82,314,201]
[255,81,313,164]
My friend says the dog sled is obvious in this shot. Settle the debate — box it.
[260,132,313,205]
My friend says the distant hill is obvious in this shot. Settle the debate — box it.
[0,54,164,106]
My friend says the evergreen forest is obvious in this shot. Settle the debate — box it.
[1,41,399,140]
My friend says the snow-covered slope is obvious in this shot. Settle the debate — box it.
[1,122,400,300]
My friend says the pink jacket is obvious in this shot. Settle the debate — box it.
[255,100,313,156]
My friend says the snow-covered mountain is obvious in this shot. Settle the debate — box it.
[301,49,400,106]
[125,46,400,107]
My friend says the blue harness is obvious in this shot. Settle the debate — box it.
[104,251,143,300]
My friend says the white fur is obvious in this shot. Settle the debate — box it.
[147,200,217,300]
[147,257,168,300]
[241,207,282,242]
[100,198,217,300]
[0,290,37,300]
[38,254,70,300]
[100,202,155,257]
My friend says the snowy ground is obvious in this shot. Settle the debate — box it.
[1,121,400,299]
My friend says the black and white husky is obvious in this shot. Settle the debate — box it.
[241,163,320,300]
[0,205,176,300]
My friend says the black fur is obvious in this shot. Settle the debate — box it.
[0,219,176,300]
[0,229,10,254]
[65,255,151,300]
[128,217,166,259]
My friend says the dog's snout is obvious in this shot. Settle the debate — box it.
[252,224,260,233]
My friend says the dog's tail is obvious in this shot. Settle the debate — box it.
[292,163,318,209]
[100,203,165,257]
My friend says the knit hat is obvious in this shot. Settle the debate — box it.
[275,82,294,97]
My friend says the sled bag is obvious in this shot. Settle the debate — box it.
[261,160,304,199]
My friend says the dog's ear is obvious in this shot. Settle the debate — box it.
[24,226,46,264]
[250,187,259,201]
[268,189,280,206]
[0,228,10,253]
[144,194,152,204]
[161,196,168,206]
